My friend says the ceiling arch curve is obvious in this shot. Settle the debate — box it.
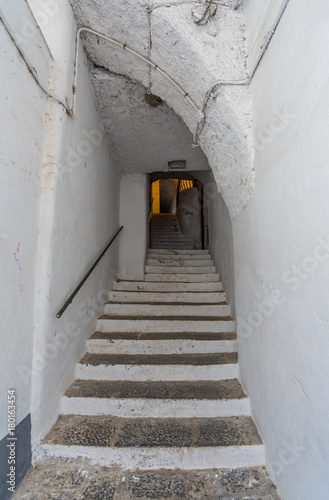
[70,0,254,217]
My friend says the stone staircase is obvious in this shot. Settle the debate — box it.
[35,249,268,478]
[150,214,198,249]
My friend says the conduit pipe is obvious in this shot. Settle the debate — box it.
[1,0,290,141]
[0,12,70,114]
[72,27,199,115]
[193,0,291,145]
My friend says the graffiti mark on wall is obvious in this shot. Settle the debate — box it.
[13,244,23,292]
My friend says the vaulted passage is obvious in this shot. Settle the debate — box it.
[2,1,329,499]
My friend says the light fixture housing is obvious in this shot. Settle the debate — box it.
[168,160,187,171]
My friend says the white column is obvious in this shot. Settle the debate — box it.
[119,173,148,280]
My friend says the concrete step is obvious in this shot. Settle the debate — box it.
[104,303,230,317]
[151,243,197,247]
[76,352,238,381]
[151,243,196,247]
[90,331,237,340]
[151,236,182,239]
[144,273,220,282]
[38,415,264,470]
[146,259,214,266]
[113,281,223,292]
[151,235,194,240]
[16,462,281,499]
[109,290,226,303]
[148,249,209,255]
[151,228,181,232]
[96,315,235,333]
[151,227,180,230]
[147,253,211,260]
[151,219,178,223]
[87,335,236,355]
[151,247,195,250]
[61,379,249,418]
[151,215,178,219]
[151,237,191,240]
[145,265,216,274]
[151,228,180,232]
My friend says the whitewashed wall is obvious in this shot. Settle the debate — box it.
[235,0,329,498]
[119,173,148,280]
[0,6,47,444]
[196,171,235,311]
[0,0,120,454]
[177,187,202,249]
[29,0,120,449]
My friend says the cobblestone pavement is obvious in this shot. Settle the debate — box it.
[13,458,281,499]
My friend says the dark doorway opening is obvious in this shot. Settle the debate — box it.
[149,172,205,249]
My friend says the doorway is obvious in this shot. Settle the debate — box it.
[149,173,205,249]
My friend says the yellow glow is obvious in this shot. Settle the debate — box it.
[179,180,194,192]
[151,180,160,214]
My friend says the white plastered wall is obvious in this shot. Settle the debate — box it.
[177,188,202,249]
[0,5,48,441]
[235,0,329,498]
[197,171,235,312]
[0,0,121,449]
[119,173,148,281]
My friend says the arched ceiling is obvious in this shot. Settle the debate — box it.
[70,0,254,217]
[91,68,209,173]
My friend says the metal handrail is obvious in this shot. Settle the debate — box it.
[56,226,123,318]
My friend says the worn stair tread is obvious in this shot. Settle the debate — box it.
[113,282,222,292]
[106,301,227,306]
[104,305,231,319]
[145,267,216,274]
[108,292,226,304]
[79,353,237,366]
[147,253,211,258]
[64,379,246,400]
[148,249,209,254]
[13,460,280,500]
[98,315,234,321]
[144,274,220,282]
[44,415,262,448]
[147,252,211,256]
[90,331,236,341]
[146,264,214,270]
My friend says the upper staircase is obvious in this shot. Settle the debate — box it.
[150,214,199,249]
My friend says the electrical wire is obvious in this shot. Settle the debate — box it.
[195,0,214,25]
[193,0,291,145]
[0,13,71,114]
[73,27,200,115]
[2,0,289,149]
[148,1,233,13]
[147,2,153,93]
